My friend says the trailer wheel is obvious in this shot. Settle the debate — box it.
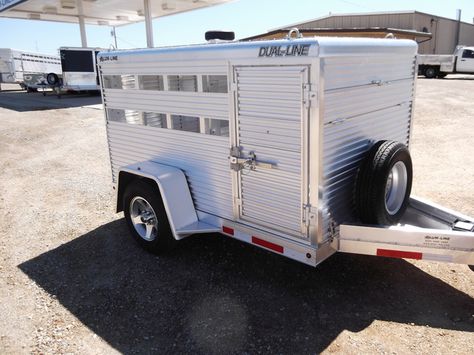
[123,180,177,254]
[424,67,438,79]
[355,140,413,225]
[46,73,59,86]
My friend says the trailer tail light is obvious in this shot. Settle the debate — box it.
[252,236,284,254]
[222,226,234,235]
[376,249,422,260]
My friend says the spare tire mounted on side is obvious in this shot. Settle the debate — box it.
[355,140,413,225]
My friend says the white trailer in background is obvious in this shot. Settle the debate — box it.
[55,47,102,92]
[98,31,474,268]
[0,48,61,90]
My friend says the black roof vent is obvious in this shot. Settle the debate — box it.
[205,30,235,41]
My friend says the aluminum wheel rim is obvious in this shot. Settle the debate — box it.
[385,161,408,215]
[129,196,158,241]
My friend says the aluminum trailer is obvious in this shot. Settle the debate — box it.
[98,31,474,267]
[58,47,102,92]
[0,48,61,90]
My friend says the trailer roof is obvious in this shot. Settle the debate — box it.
[97,36,417,65]
[0,0,231,26]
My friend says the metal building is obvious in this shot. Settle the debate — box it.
[244,11,474,54]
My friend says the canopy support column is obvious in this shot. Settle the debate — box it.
[77,0,87,47]
[144,0,154,48]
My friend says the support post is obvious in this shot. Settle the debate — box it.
[144,0,154,48]
[77,0,87,47]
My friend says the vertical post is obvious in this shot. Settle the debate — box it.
[77,0,87,47]
[455,9,461,51]
[144,0,154,48]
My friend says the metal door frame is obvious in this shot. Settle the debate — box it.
[229,64,311,240]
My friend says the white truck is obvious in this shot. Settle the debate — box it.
[97,30,474,268]
[0,48,61,91]
[418,45,474,78]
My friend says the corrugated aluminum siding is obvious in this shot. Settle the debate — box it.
[107,122,233,219]
[102,60,233,220]
[321,55,416,240]
[235,66,307,238]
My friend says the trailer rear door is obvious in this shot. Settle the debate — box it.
[231,66,310,239]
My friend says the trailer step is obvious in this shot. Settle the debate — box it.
[176,221,221,236]
[338,197,474,265]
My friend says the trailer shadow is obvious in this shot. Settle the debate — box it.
[19,219,474,354]
[0,90,101,112]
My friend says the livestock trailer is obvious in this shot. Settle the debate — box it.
[57,47,102,92]
[0,48,61,90]
[98,32,474,267]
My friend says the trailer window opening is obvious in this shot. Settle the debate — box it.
[171,115,200,132]
[202,75,228,93]
[103,75,135,89]
[138,75,164,90]
[143,112,167,128]
[168,75,197,92]
[204,118,229,136]
[107,109,167,128]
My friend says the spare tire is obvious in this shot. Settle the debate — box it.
[205,30,235,41]
[355,140,413,225]
[47,73,59,86]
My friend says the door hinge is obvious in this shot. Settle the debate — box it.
[303,204,317,226]
[303,83,316,108]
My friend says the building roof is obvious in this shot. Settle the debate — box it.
[269,10,474,33]
[243,27,432,41]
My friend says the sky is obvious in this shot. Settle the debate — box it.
[0,0,473,55]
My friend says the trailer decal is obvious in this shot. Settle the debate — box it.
[258,44,310,57]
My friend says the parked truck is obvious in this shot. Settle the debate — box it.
[418,45,474,78]
[97,30,474,268]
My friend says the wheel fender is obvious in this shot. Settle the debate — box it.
[117,162,198,240]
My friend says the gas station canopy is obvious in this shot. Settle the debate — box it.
[0,0,232,47]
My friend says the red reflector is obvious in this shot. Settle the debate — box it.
[376,249,422,260]
[222,226,234,235]
[251,236,284,254]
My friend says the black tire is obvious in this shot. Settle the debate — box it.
[123,180,177,254]
[26,86,37,93]
[355,140,413,225]
[424,67,438,79]
[205,30,235,41]
[46,73,59,86]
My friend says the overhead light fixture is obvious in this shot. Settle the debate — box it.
[116,15,129,21]
[137,9,144,16]
[42,6,58,14]
[28,13,41,19]
[98,20,109,26]
[60,0,76,9]
[162,2,176,10]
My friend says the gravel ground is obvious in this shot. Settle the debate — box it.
[0,77,473,354]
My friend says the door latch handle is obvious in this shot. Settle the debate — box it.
[229,149,276,171]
